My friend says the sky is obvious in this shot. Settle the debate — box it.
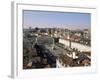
[23,10,91,29]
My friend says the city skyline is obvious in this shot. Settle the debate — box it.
[23,10,91,30]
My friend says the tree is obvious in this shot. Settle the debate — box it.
[35,27,39,31]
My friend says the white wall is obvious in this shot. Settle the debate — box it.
[59,39,91,51]
[0,0,99,80]
[59,39,70,47]
[71,42,90,51]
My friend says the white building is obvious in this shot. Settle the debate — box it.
[59,39,91,52]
